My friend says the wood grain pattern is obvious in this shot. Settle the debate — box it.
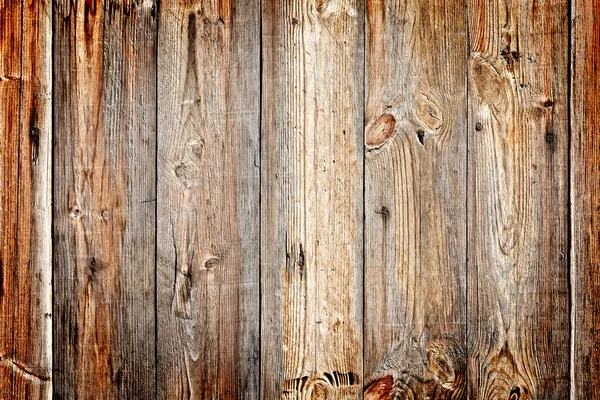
[0,0,52,398]
[571,0,600,396]
[156,0,260,398]
[53,1,157,398]
[467,0,570,397]
[260,0,364,397]
[363,0,468,398]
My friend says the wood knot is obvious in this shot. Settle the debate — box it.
[416,93,443,131]
[89,257,105,279]
[543,99,554,108]
[203,256,219,270]
[70,206,82,219]
[471,55,507,108]
[364,375,393,400]
[366,113,396,150]
[174,162,194,188]
[427,347,455,388]
[500,46,519,71]
[416,129,425,145]
[475,122,483,131]
[509,387,521,400]
[283,372,359,399]
[376,206,390,219]
[188,138,204,159]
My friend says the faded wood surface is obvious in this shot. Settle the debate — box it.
[156,0,260,398]
[261,1,364,398]
[0,0,52,398]
[467,0,570,398]
[572,0,600,396]
[53,1,157,398]
[363,0,468,398]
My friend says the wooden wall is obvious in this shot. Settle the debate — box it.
[0,0,598,398]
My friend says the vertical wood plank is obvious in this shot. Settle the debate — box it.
[571,0,600,396]
[156,0,260,398]
[53,1,157,398]
[261,0,364,397]
[363,0,468,398]
[0,0,52,398]
[467,0,570,397]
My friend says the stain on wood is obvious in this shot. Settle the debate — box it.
[0,0,52,398]
[261,0,365,397]
[53,0,157,398]
[467,0,570,397]
[156,0,260,398]
[364,0,468,399]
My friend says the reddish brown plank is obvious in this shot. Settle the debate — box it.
[0,0,52,398]
[571,0,600,396]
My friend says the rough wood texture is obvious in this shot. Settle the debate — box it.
[261,0,364,398]
[572,0,600,396]
[467,0,570,397]
[363,0,468,398]
[53,1,157,398]
[156,0,260,398]
[0,0,52,398]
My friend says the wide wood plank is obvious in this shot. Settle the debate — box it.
[363,0,468,398]
[0,0,52,398]
[467,0,570,397]
[53,1,157,398]
[261,1,364,397]
[571,0,600,396]
[156,0,260,398]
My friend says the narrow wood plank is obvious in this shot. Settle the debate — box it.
[261,1,364,397]
[156,0,260,398]
[571,0,600,396]
[53,1,157,398]
[0,0,52,398]
[363,0,468,398]
[467,0,570,397]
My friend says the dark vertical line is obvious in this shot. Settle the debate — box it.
[154,1,160,399]
[464,0,471,397]
[258,0,263,397]
[567,0,574,397]
[361,0,367,396]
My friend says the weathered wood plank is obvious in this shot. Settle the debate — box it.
[156,0,260,398]
[467,0,570,397]
[363,0,468,398]
[261,1,364,397]
[571,0,600,396]
[53,1,157,398]
[0,0,52,398]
